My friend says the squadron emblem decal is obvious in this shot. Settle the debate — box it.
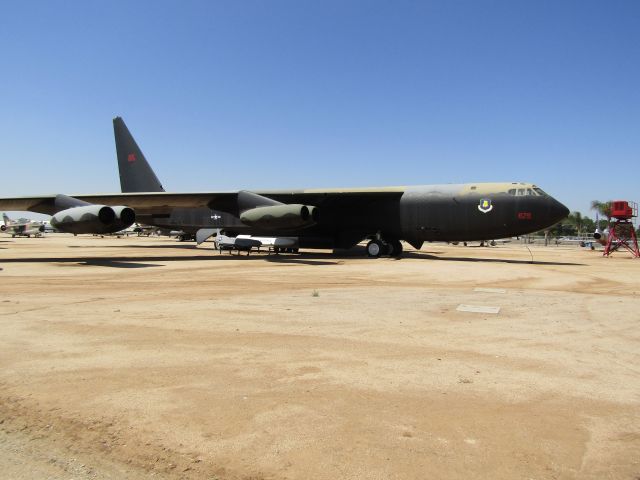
[478,198,493,213]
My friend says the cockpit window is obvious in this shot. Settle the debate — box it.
[509,186,544,196]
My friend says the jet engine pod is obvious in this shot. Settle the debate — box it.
[51,205,135,234]
[240,204,318,230]
[111,206,136,227]
[0,225,6,231]
[308,206,320,223]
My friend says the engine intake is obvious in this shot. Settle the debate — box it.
[51,205,135,234]
[240,204,318,230]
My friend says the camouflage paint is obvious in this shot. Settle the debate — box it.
[0,117,570,250]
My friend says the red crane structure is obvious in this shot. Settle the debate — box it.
[603,200,639,258]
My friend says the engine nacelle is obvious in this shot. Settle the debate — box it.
[51,205,135,234]
[0,225,6,232]
[240,204,319,230]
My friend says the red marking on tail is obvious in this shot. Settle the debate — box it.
[127,153,136,163]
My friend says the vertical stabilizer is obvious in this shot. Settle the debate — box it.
[2,213,11,226]
[113,117,165,192]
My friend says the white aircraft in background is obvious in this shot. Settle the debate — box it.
[196,229,298,255]
[1,213,46,237]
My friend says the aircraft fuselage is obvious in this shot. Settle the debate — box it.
[136,182,568,250]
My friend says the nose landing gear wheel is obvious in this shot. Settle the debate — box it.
[366,239,384,258]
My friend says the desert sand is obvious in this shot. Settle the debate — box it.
[1,235,639,479]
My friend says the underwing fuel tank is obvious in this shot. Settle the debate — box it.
[51,205,135,234]
[240,204,319,230]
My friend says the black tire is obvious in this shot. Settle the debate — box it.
[366,240,384,258]
[389,239,403,257]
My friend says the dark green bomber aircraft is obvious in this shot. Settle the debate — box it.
[0,117,569,258]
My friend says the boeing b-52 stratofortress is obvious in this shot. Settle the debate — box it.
[0,117,569,257]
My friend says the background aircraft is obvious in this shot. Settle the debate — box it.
[0,118,569,257]
[1,213,45,238]
[197,228,299,254]
[214,232,262,255]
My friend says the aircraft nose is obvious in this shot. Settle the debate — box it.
[549,197,570,222]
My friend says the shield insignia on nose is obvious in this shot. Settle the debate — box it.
[478,198,493,213]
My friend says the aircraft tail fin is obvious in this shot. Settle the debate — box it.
[2,213,11,226]
[113,117,165,193]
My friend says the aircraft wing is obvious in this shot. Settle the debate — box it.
[0,190,403,216]
[0,193,234,215]
[6,221,32,227]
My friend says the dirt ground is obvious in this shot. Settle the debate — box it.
[0,235,639,479]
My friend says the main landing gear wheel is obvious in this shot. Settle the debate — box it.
[388,239,403,257]
[366,239,384,258]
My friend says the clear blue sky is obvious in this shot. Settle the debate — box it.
[1,0,638,218]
